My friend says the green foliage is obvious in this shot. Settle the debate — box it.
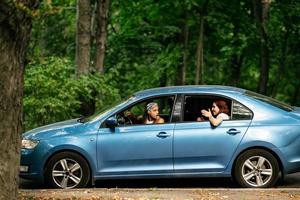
[105,0,300,105]
[25,0,300,132]
[24,57,120,130]
[28,0,76,60]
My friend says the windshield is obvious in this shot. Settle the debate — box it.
[86,96,136,122]
[245,91,293,112]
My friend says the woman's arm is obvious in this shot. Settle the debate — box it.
[208,115,223,127]
[201,109,223,127]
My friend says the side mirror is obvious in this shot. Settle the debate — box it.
[106,116,118,129]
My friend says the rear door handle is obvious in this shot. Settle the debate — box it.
[227,128,241,135]
[156,132,171,138]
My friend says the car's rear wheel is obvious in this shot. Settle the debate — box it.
[234,149,280,188]
[45,151,90,189]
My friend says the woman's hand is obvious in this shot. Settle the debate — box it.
[201,109,212,118]
[201,109,224,127]
[197,116,204,121]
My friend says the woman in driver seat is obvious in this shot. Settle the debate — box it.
[144,102,164,124]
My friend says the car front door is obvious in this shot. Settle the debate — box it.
[96,95,175,177]
[173,95,253,173]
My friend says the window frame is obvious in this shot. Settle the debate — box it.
[178,93,253,123]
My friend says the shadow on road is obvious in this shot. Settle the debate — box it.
[20,173,300,189]
[20,177,237,189]
[95,177,238,188]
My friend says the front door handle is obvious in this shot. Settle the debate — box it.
[227,128,241,135]
[156,132,171,138]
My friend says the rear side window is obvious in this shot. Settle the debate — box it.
[182,95,253,122]
[182,95,232,122]
[231,101,253,120]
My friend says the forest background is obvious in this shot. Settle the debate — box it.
[24,0,300,131]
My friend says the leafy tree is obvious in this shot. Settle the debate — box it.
[24,57,120,130]
[0,0,38,199]
[28,0,76,59]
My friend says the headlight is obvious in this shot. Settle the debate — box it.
[21,139,39,149]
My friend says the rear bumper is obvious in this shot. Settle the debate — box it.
[283,159,300,175]
[277,142,300,174]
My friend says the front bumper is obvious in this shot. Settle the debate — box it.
[19,148,44,182]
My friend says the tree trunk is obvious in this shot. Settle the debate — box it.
[93,0,111,74]
[254,0,271,95]
[176,12,189,85]
[0,1,38,199]
[230,54,244,86]
[182,12,189,85]
[271,30,289,97]
[76,0,92,76]
[91,1,98,46]
[195,0,209,85]
[230,25,244,86]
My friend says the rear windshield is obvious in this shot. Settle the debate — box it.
[245,91,293,112]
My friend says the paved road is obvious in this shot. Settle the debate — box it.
[20,172,300,189]
[18,188,300,200]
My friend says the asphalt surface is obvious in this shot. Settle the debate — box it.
[19,172,300,189]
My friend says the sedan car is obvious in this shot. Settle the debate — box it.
[20,85,300,189]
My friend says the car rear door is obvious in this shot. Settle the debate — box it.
[173,95,253,173]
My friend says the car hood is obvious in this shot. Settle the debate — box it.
[22,118,83,140]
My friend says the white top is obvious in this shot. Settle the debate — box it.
[145,119,154,124]
[218,113,230,120]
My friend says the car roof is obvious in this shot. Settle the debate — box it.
[134,85,246,97]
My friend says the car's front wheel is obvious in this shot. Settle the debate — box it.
[45,151,90,189]
[234,149,280,188]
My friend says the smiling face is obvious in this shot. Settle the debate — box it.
[148,105,159,119]
[211,102,220,116]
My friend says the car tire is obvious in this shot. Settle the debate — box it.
[44,151,90,189]
[234,149,280,188]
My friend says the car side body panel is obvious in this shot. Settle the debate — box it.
[173,120,251,173]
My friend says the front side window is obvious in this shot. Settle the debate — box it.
[115,95,175,126]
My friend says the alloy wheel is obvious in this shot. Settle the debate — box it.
[241,156,273,187]
[52,158,83,189]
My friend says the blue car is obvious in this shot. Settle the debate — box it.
[20,86,300,188]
